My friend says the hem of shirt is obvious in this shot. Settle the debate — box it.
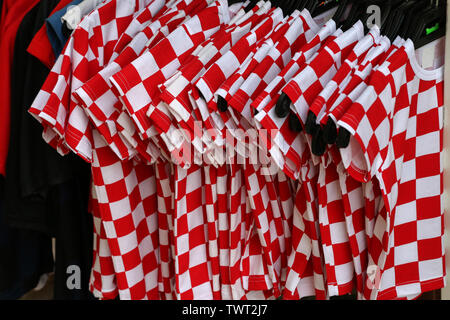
[374,276,445,300]
[327,280,355,297]
[229,90,249,114]
[337,116,372,183]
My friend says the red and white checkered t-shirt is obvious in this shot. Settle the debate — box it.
[278,22,364,171]
[193,6,283,114]
[186,4,277,159]
[282,182,316,300]
[316,153,355,297]
[29,0,155,162]
[308,38,404,299]
[212,15,295,157]
[89,181,119,300]
[304,28,381,297]
[74,0,212,162]
[154,161,177,300]
[326,41,406,299]
[187,6,278,156]
[225,9,317,130]
[74,0,204,157]
[326,36,403,126]
[29,0,157,299]
[198,12,301,294]
[156,14,260,293]
[337,38,446,300]
[213,12,298,129]
[282,20,364,130]
[321,39,406,298]
[309,26,381,126]
[191,10,294,294]
[109,0,231,141]
[283,160,327,299]
[253,24,339,180]
[159,4,268,161]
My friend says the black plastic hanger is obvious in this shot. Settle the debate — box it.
[288,112,303,132]
[228,0,247,5]
[311,126,327,155]
[332,0,351,27]
[244,0,259,12]
[311,0,341,17]
[410,0,446,48]
[341,0,366,31]
[275,92,291,118]
[384,0,414,41]
[284,0,298,14]
[398,0,430,38]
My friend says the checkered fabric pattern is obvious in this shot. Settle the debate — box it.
[194,6,283,152]
[89,182,119,300]
[252,20,338,115]
[155,161,176,300]
[310,26,381,124]
[214,13,296,130]
[212,19,292,154]
[160,4,269,157]
[29,0,155,162]
[327,37,403,125]
[298,28,382,297]
[226,161,244,299]
[110,0,231,140]
[334,156,368,299]
[73,0,211,161]
[275,170,296,288]
[194,7,283,112]
[253,21,338,179]
[316,159,354,296]
[282,182,315,299]
[226,11,314,127]
[243,162,288,297]
[91,130,160,300]
[337,39,445,299]
[29,0,158,300]
[312,39,404,299]
[282,20,364,129]
[283,161,327,299]
[314,39,405,299]
[111,0,169,62]
[172,164,214,299]
[203,165,224,299]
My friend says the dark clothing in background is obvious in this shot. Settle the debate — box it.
[2,0,95,300]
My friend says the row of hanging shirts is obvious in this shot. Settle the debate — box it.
[28,0,446,300]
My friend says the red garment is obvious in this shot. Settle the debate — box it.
[0,0,15,32]
[27,0,74,69]
[0,0,41,176]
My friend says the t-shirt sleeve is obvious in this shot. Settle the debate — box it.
[337,68,397,182]
[29,25,95,161]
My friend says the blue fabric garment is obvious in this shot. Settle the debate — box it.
[45,0,82,58]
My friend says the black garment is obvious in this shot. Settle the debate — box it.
[4,0,94,300]
[0,176,54,299]
[0,1,56,298]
